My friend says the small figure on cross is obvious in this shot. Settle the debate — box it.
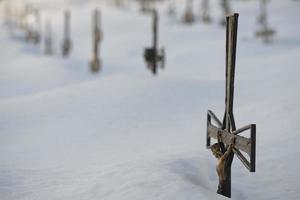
[210,137,236,195]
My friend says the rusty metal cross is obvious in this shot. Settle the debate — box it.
[206,13,256,198]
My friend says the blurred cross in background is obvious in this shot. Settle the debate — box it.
[90,9,103,73]
[182,0,195,24]
[62,10,72,57]
[44,20,53,55]
[200,0,211,23]
[220,0,231,26]
[256,0,275,43]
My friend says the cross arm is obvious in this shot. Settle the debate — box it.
[207,123,251,155]
[206,110,256,172]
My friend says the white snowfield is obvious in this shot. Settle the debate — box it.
[0,0,299,199]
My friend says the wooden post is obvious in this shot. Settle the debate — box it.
[44,20,53,55]
[206,13,256,198]
[90,9,102,73]
[62,10,72,57]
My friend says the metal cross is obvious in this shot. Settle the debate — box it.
[182,0,195,24]
[206,13,256,198]
[144,9,165,75]
[90,9,103,73]
[62,10,72,57]
[256,0,275,43]
[44,20,53,55]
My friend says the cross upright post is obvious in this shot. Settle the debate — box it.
[206,13,256,198]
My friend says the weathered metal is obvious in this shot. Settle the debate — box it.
[206,13,256,198]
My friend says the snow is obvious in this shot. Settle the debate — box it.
[0,0,300,199]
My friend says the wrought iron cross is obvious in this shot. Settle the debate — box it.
[144,9,165,75]
[206,13,256,198]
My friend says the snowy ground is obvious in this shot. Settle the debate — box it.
[0,0,300,199]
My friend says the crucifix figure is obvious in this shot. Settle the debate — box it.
[256,0,275,43]
[182,0,195,24]
[90,9,103,73]
[206,13,256,198]
[144,9,165,75]
[62,10,72,57]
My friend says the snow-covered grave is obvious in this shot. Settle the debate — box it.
[0,0,300,199]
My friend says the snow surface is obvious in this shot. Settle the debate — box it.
[0,0,300,199]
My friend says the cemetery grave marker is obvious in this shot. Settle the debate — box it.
[206,13,256,198]
[144,9,165,75]
[44,20,53,55]
[90,9,103,73]
[200,0,211,23]
[167,0,176,16]
[182,0,195,24]
[62,10,72,57]
[31,9,41,45]
[256,0,275,43]
[220,0,231,26]
[139,0,153,13]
